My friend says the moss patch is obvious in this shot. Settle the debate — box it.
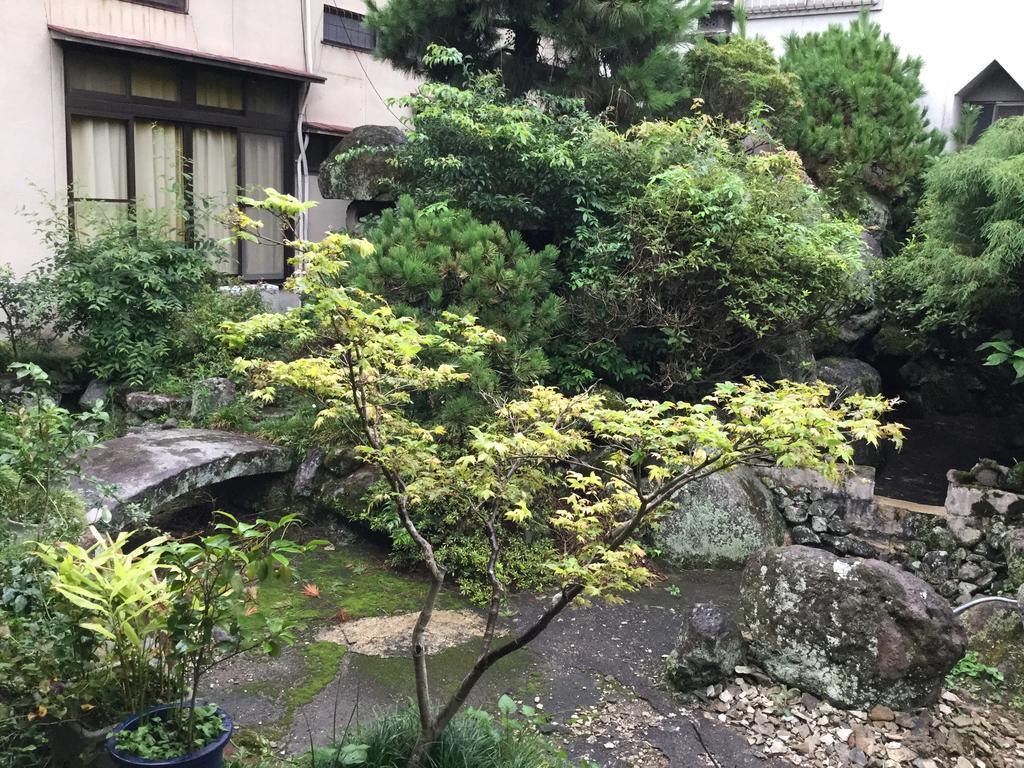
[249,542,463,630]
[349,638,538,703]
[242,641,347,731]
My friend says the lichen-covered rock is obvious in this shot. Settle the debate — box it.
[666,602,745,691]
[70,428,292,527]
[317,125,406,201]
[815,357,882,400]
[125,391,189,420]
[190,377,236,419]
[80,379,110,410]
[321,465,381,516]
[741,546,967,709]
[654,466,785,569]
[293,447,326,498]
[1004,530,1024,589]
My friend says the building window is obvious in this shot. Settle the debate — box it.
[121,0,188,12]
[323,7,376,51]
[64,49,295,280]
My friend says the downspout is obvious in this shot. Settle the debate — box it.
[295,0,314,248]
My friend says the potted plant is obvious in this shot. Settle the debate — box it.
[37,513,320,767]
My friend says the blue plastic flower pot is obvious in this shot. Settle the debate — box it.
[106,704,233,768]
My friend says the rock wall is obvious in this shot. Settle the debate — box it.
[762,464,1024,605]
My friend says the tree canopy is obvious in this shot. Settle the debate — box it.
[365,0,711,123]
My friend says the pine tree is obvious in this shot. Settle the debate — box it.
[780,11,945,216]
[365,0,711,123]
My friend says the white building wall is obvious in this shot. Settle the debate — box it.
[746,0,1024,136]
[0,0,421,275]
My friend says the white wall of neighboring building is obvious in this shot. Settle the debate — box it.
[0,0,420,276]
[745,0,1024,137]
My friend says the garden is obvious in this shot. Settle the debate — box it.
[5,4,1024,768]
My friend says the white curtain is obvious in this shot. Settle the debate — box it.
[134,121,183,235]
[67,56,125,95]
[242,133,285,278]
[193,127,239,273]
[196,72,243,110]
[70,117,128,200]
[70,117,129,232]
[131,61,180,101]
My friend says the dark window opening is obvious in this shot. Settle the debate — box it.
[304,132,343,171]
[121,0,188,12]
[323,6,376,51]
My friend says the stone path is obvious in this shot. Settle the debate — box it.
[207,538,790,767]
[70,428,292,525]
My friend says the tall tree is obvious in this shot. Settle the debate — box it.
[365,0,711,122]
[780,11,944,218]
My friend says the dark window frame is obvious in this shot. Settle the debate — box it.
[323,6,376,51]
[63,45,297,281]
[120,0,188,13]
[965,99,1024,144]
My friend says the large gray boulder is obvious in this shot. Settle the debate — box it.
[318,125,406,201]
[654,466,785,568]
[742,546,967,709]
[666,602,745,691]
[815,357,882,400]
[190,377,236,419]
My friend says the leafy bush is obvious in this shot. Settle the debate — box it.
[682,36,803,136]
[391,73,630,241]
[0,551,109,767]
[0,267,56,365]
[567,119,863,390]
[316,703,574,768]
[878,117,1024,339]
[0,363,106,542]
[44,209,218,386]
[780,12,944,213]
[355,198,565,389]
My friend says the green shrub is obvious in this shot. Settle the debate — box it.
[45,209,218,386]
[391,73,631,241]
[878,117,1024,339]
[780,11,944,214]
[315,704,574,768]
[567,119,863,390]
[0,266,56,365]
[0,363,106,542]
[355,198,564,390]
[683,36,803,136]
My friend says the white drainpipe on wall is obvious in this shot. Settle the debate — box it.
[295,0,315,250]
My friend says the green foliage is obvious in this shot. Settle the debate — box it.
[35,513,321,757]
[43,208,218,386]
[355,198,564,391]
[157,284,268,393]
[952,103,984,150]
[683,36,804,136]
[567,119,863,389]
[225,190,901,760]
[978,337,1024,382]
[315,704,573,768]
[948,650,1005,686]
[366,0,711,123]
[0,551,108,767]
[780,11,944,212]
[878,117,1024,339]
[0,267,56,365]
[0,363,107,540]
[115,704,226,759]
[391,73,626,241]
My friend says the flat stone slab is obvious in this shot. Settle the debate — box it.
[71,428,292,525]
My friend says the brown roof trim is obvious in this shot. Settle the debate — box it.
[49,24,326,83]
[303,121,353,136]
